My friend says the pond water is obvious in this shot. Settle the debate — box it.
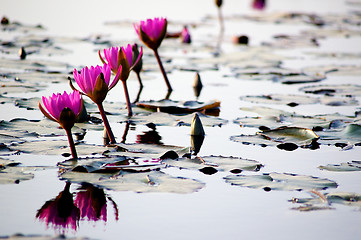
[1,0,361,239]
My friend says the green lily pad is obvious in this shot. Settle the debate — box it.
[319,161,361,172]
[60,170,205,194]
[240,94,357,106]
[136,99,221,114]
[231,126,319,148]
[164,155,263,173]
[224,172,337,191]
[303,65,361,76]
[9,140,109,156]
[0,164,34,184]
[58,155,163,173]
[290,192,361,211]
[300,84,361,97]
[0,118,86,137]
[128,112,227,127]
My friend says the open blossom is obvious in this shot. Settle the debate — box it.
[99,44,143,82]
[71,64,121,104]
[134,17,167,50]
[39,90,83,130]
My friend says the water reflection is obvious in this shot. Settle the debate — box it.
[136,123,162,144]
[36,182,118,233]
[36,182,80,232]
[75,182,118,222]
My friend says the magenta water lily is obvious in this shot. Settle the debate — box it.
[134,17,172,92]
[99,44,143,116]
[39,90,83,159]
[70,63,121,144]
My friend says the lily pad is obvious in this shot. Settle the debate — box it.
[136,99,221,114]
[231,126,319,149]
[319,161,361,172]
[291,192,361,211]
[164,155,263,173]
[0,118,86,137]
[0,165,34,184]
[128,112,227,127]
[60,170,205,194]
[300,84,361,97]
[224,172,337,191]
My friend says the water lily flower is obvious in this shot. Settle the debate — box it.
[70,64,121,144]
[131,43,143,87]
[134,17,172,92]
[191,112,205,155]
[252,0,266,10]
[99,44,143,116]
[39,90,83,159]
[181,26,191,44]
[36,182,80,233]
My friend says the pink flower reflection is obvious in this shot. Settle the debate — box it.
[75,183,118,222]
[36,182,80,232]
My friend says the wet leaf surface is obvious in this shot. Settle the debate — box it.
[60,170,205,194]
[224,172,338,191]
[290,191,361,211]
[136,99,221,114]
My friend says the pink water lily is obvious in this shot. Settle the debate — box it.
[39,90,83,159]
[134,17,172,92]
[99,44,143,117]
[39,90,83,125]
[72,64,121,104]
[70,63,121,144]
[99,44,143,82]
[134,17,167,50]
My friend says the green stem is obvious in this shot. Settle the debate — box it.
[65,128,78,159]
[153,49,173,92]
[97,103,116,144]
[122,80,133,117]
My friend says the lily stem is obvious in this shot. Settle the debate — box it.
[122,80,133,117]
[135,71,143,88]
[65,128,78,159]
[97,103,116,144]
[153,49,172,92]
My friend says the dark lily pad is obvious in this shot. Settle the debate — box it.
[224,172,338,191]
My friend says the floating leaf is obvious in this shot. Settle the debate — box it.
[319,160,361,172]
[224,172,337,191]
[164,155,263,173]
[290,192,361,211]
[128,112,227,127]
[136,99,221,114]
[0,118,85,137]
[300,84,361,97]
[60,170,205,194]
[0,165,34,184]
[231,126,319,149]
[10,140,109,156]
